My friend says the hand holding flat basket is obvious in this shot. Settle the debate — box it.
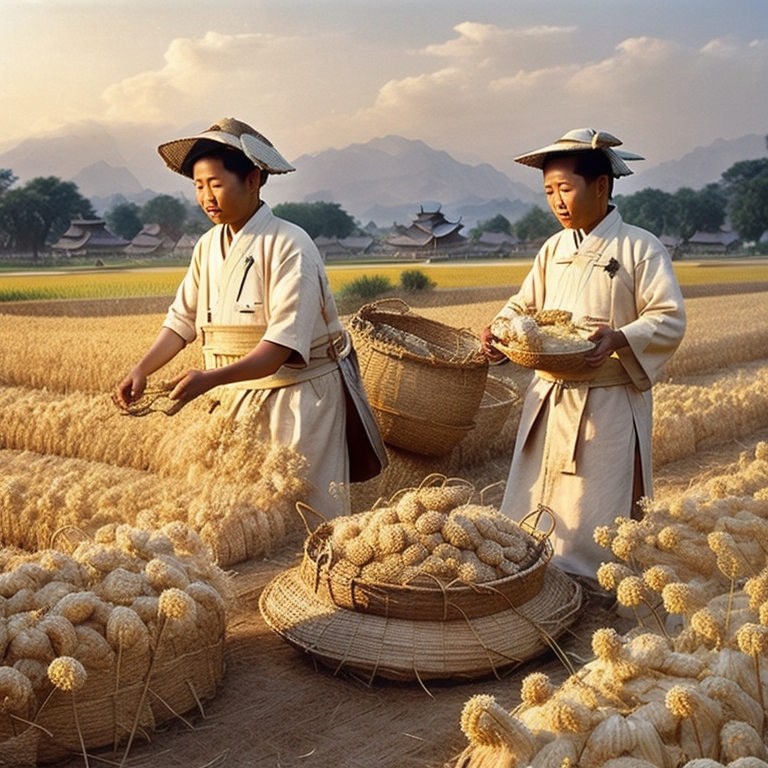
[491,309,596,376]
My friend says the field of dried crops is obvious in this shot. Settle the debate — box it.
[4,275,768,767]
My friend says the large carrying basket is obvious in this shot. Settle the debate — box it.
[348,300,488,456]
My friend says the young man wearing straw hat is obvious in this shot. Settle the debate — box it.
[115,118,385,518]
[481,128,686,580]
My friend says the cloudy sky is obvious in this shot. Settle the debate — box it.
[2,0,767,178]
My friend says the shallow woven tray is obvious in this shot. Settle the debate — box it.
[300,508,553,621]
[259,564,582,683]
[493,338,596,375]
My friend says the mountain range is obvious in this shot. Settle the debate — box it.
[1,122,765,230]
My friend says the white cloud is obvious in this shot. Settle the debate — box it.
[102,31,291,124]
[292,25,768,170]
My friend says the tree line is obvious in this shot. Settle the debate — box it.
[1,135,766,258]
[472,135,768,249]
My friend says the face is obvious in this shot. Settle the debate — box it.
[193,156,261,233]
[543,155,609,234]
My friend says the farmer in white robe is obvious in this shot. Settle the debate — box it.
[481,128,686,579]
[115,118,385,519]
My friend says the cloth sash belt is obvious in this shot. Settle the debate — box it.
[535,356,632,475]
[201,323,343,390]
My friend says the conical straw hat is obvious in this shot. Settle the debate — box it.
[158,117,295,177]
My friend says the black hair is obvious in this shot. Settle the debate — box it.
[544,149,614,198]
[183,141,269,186]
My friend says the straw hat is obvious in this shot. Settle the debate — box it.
[514,128,644,178]
[259,563,582,683]
[157,117,295,178]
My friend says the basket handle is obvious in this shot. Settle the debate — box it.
[366,297,411,315]
[519,504,556,540]
[294,502,329,535]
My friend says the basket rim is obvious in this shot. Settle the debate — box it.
[492,339,596,371]
[302,508,552,602]
[350,301,487,369]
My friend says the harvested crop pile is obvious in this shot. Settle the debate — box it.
[491,308,593,356]
[0,522,229,765]
[261,476,580,683]
[316,478,543,585]
[0,395,310,567]
[453,441,768,768]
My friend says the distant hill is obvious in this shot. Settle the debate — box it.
[620,133,768,194]
[265,135,543,228]
[0,123,765,228]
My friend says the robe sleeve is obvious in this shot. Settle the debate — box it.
[616,239,686,388]
[162,236,205,343]
[261,225,330,366]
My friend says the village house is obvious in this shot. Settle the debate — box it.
[52,216,129,256]
[125,223,177,256]
[384,203,465,255]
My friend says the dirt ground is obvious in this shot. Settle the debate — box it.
[49,285,768,768]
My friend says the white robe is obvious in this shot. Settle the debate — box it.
[162,204,349,519]
[494,208,686,577]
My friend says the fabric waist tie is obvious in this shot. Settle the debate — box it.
[536,356,632,475]
[535,355,631,389]
[200,323,344,390]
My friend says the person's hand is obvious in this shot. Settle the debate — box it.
[114,369,147,410]
[480,326,506,363]
[585,325,628,367]
[168,368,214,408]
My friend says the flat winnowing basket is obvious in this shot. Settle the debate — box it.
[201,324,265,369]
[348,299,488,455]
[493,339,595,376]
[299,508,553,622]
[259,563,582,683]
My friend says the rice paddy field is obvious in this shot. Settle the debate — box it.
[5,258,768,767]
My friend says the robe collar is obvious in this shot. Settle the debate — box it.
[553,206,622,266]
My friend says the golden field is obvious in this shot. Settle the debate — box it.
[3,257,768,301]
[4,265,768,767]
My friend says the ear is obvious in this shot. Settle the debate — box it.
[595,173,610,200]
[246,168,262,193]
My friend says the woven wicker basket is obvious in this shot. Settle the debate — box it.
[348,299,488,456]
[259,563,582,683]
[300,508,553,621]
[201,324,264,369]
[493,339,596,376]
[474,375,519,430]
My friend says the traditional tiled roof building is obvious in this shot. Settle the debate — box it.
[52,216,129,255]
[125,223,177,256]
[384,203,465,250]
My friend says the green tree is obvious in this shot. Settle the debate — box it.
[722,148,768,243]
[469,213,512,240]
[513,206,559,242]
[272,201,357,239]
[0,169,16,199]
[105,201,143,240]
[0,176,94,258]
[672,185,726,240]
[140,194,187,240]
[615,188,675,236]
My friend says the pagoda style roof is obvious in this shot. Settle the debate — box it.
[53,217,129,252]
[126,223,177,255]
[384,203,464,249]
